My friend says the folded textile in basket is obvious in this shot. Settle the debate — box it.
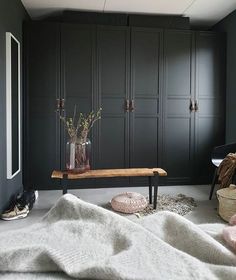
[217,153,236,188]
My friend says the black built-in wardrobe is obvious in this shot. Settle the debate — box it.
[23,16,225,190]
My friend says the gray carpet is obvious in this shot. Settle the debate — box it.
[0,185,224,233]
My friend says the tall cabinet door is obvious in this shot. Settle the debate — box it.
[61,24,95,173]
[96,26,130,173]
[162,30,194,184]
[24,23,61,190]
[130,28,162,170]
[194,32,225,183]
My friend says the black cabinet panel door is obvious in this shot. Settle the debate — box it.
[61,24,95,168]
[61,24,95,111]
[96,26,130,171]
[61,24,95,188]
[163,30,194,184]
[24,23,61,189]
[130,28,162,169]
[24,22,226,189]
[194,32,225,183]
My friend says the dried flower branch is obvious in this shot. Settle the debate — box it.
[60,107,102,142]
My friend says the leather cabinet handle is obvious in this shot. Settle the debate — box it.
[61,98,65,112]
[56,98,60,112]
[190,99,195,112]
[130,100,135,112]
[125,99,129,112]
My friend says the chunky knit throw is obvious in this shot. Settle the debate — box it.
[0,194,236,280]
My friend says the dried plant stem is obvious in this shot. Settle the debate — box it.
[61,106,102,172]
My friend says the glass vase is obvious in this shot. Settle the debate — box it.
[66,138,91,173]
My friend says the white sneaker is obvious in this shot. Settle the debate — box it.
[1,204,29,221]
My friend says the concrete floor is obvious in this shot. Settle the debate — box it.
[0,184,225,232]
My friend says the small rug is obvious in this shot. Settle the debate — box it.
[102,194,197,217]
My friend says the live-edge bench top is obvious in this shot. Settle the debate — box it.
[51,168,167,180]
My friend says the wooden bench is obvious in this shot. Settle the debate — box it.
[51,168,167,209]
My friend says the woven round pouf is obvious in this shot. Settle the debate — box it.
[111,192,148,214]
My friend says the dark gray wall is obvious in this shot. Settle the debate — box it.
[214,10,236,143]
[0,0,29,211]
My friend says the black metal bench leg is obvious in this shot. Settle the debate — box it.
[62,174,68,195]
[148,176,152,204]
[153,172,159,209]
[209,168,218,200]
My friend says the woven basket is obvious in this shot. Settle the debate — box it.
[217,184,236,222]
[111,192,148,214]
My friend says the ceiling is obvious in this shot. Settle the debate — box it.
[21,0,236,26]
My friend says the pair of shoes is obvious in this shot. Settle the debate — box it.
[1,190,37,221]
[16,190,36,210]
[1,204,29,221]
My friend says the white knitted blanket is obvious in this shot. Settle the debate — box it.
[0,194,236,280]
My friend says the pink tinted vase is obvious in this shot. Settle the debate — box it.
[66,138,91,173]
